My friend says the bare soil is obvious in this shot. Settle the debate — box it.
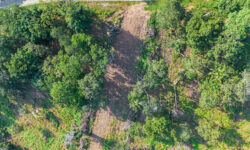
[88,3,150,150]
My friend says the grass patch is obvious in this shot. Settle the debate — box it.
[237,120,250,148]
[45,110,59,128]
[9,103,85,149]
[145,0,164,11]
[88,117,95,135]
[103,139,116,150]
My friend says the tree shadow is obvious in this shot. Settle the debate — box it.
[0,96,27,150]
[235,101,250,122]
[85,5,144,120]
[89,133,104,144]
[223,128,245,147]
[0,97,19,140]
[89,133,126,149]
[241,101,250,121]
[101,28,143,121]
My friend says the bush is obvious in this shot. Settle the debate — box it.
[143,117,170,139]
[195,108,233,146]
[9,124,24,134]
[4,49,41,80]
[128,122,144,140]
[45,111,59,128]
[157,0,184,30]
[18,105,28,116]
[176,123,192,142]
[78,73,101,100]
[103,139,116,150]
[184,70,197,80]
[40,128,54,142]
[65,4,93,33]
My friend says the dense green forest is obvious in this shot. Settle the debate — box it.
[126,0,249,149]
[0,0,249,150]
[0,1,113,149]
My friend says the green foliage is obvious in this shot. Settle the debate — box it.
[44,33,107,104]
[0,0,249,149]
[186,9,223,49]
[65,3,93,33]
[128,81,146,111]
[56,105,84,128]
[0,1,109,149]
[157,0,184,30]
[198,78,221,108]
[20,126,57,149]
[183,48,212,79]
[0,97,16,147]
[197,118,222,145]
[0,5,50,43]
[129,0,249,149]
[215,0,249,14]
[176,123,192,142]
[183,0,249,113]
[51,26,72,46]
[129,59,170,114]
[209,8,250,71]
[181,0,192,6]
[45,111,59,128]
[199,75,248,109]
[144,117,170,139]
[0,142,9,150]
[144,59,169,89]
[88,117,95,134]
[43,51,83,84]
[78,73,101,100]
[50,81,80,104]
[128,122,144,140]
[41,128,54,140]
[9,123,24,134]
[136,37,159,75]
[23,42,51,58]
[18,105,29,116]
[195,108,233,146]
[4,49,41,80]
[0,98,15,130]
[65,33,93,54]
[103,139,116,150]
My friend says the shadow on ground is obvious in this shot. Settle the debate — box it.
[102,28,143,121]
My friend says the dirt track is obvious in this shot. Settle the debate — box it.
[88,3,150,150]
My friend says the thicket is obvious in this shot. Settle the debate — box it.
[127,0,249,149]
[0,1,109,148]
[0,2,109,103]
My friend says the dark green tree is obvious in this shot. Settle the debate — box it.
[65,4,93,33]
[78,73,101,100]
[4,49,40,80]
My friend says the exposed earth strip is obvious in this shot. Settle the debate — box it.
[88,3,150,150]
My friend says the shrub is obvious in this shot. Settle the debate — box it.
[9,124,24,134]
[45,111,59,128]
[176,123,192,142]
[195,108,233,146]
[65,4,93,33]
[18,105,28,116]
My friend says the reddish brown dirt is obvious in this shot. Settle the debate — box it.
[88,3,150,150]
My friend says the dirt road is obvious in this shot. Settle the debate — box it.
[88,3,150,150]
